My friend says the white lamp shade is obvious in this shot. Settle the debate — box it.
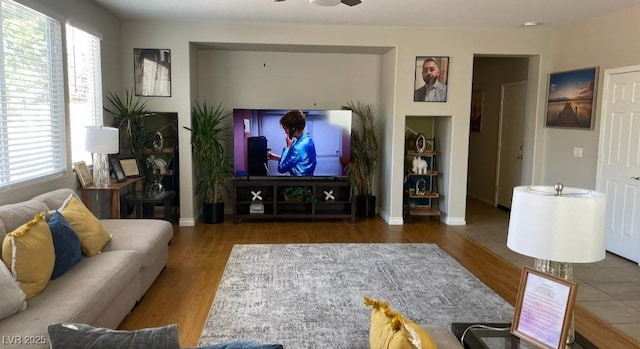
[84,126,119,154]
[507,185,606,263]
[310,0,341,6]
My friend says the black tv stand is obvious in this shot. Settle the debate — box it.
[231,177,355,223]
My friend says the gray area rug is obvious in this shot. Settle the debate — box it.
[199,243,513,348]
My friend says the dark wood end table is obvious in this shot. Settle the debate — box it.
[121,191,176,221]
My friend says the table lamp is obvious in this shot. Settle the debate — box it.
[84,126,119,188]
[507,183,606,344]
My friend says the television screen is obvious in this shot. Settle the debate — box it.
[233,109,352,177]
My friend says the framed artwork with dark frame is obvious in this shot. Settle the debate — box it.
[545,67,598,129]
[134,48,171,97]
[511,267,578,349]
[109,155,127,183]
[414,56,449,102]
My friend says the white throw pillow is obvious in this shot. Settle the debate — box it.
[0,262,27,320]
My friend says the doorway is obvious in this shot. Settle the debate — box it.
[468,56,529,208]
[596,65,640,263]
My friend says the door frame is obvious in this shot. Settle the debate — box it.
[494,80,527,207]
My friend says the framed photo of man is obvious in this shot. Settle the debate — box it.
[414,56,449,102]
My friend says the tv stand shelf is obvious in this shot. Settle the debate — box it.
[231,177,355,223]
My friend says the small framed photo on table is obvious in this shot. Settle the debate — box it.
[73,161,92,188]
[511,267,578,349]
[109,155,127,183]
[120,158,141,177]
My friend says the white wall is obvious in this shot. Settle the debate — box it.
[0,0,122,206]
[120,20,553,225]
[545,4,640,189]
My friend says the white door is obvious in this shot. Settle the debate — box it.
[496,81,527,208]
[596,66,640,263]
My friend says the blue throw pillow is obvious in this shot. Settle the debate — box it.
[48,210,82,279]
[197,342,284,349]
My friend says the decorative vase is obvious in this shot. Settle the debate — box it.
[415,178,426,196]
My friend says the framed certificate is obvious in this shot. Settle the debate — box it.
[511,267,578,349]
[120,158,141,177]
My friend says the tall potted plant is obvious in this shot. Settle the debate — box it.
[184,100,233,224]
[344,101,379,217]
[104,89,155,190]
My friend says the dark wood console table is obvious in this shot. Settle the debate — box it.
[450,322,596,349]
[231,177,354,223]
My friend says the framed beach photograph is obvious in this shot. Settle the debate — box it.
[73,161,92,188]
[470,90,483,132]
[134,48,171,97]
[511,267,578,349]
[109,155,127,183]
[545,67,598,129]
[414,56,449,102]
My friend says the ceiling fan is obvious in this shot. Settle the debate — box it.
[275,0,362,6]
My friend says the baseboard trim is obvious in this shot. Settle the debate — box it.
[179,218,195,226]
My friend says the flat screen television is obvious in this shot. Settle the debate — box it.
[232,108,352,177]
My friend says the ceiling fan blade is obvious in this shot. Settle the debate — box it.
[341,0,362,6]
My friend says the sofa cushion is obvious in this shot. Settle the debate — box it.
[100,219,173,268]
[0,262,27,321]
[0,250,141,340]
[364,297,437,349]
[0,200,50,255]
[2,212,55,298]
[47,323,180,349]
[48,210,82,279]
[58,194,111,257]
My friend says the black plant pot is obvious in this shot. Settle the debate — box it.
[203,202,225,224]
[356,195,376,217]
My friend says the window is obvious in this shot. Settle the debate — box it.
[67,24,102,165]
[0,0,65,190]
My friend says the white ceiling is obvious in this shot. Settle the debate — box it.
[90,0,640,29]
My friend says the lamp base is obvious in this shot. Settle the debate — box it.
[92,153,110,188]
[534,258,575,345]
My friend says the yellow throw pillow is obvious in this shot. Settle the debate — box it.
[2,212,55,298]
[364,297,437,349]
[59,195,111,257]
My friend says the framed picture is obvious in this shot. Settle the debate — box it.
[414,56,449,102]
[109,156,127,183]
[470,90,483,132]
[73,161,92,188]
[119,158,141,177]
[545,67,598,129]
[511,267,578,349]
[134,48,171,97]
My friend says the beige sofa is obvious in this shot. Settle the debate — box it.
[0,188,173,348]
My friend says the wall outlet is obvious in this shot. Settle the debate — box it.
[573,147,583,158]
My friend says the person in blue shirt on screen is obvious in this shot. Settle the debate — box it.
[267,110,317,176]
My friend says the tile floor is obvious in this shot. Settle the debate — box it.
[453,198,640,343]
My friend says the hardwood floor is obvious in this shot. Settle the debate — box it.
[119,213,639,348]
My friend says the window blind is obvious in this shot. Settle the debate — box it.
[67,24,102,165]
[0,0,65,189]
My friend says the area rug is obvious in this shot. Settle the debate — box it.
[199,243,513,348]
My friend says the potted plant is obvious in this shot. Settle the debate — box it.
[282,186,317,203]
[344,101,379,217]
[184,100,233,224]
[104,89,156,190]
